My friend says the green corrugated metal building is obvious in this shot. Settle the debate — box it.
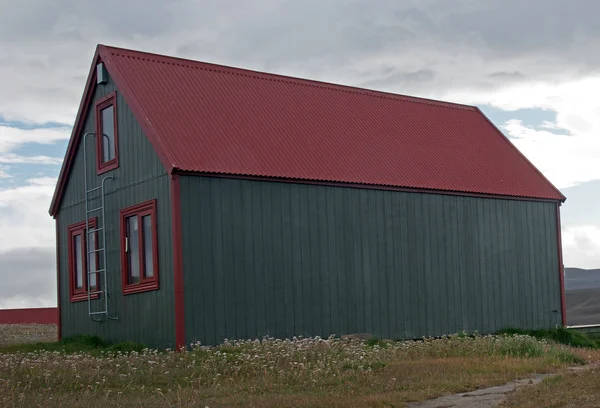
[49,45,567,350]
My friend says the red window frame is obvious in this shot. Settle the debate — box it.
[67,219,100,302]
[95,91,119,174]
[120,199,160,295]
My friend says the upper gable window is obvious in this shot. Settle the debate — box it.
[95,92,119,173]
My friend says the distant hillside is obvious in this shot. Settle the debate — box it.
[564,267,600,291]
[566,288,600,326]
[565,268,600,326]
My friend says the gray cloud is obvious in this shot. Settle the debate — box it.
[3,0,600,124]
[0,247,56,308]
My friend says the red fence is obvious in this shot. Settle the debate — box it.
[0,307,58,324]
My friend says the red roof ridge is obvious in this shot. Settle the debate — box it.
[102,45,477,112]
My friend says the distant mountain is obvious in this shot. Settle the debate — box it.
[564,267,600,291]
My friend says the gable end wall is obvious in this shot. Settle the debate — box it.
[56,73,175,348]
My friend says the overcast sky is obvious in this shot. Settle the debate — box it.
[1,0,600,308]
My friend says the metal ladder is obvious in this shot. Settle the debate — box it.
[83,132,118,322]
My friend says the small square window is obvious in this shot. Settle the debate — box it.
[67,219,100,302]
[120,199,159,295]
[95,92,119,174]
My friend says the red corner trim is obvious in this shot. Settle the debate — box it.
[119,199,160,295]
[55,217,62,341]
[95,91,119,174]
[170,174,185,350]
[556,203,567,326]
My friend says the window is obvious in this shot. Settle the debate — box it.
[95,92,119,173]
[67,219,100,302]
[120,199,159,294]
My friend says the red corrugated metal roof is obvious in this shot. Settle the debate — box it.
[49,45,565,215]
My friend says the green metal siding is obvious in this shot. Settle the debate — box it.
[57,74,174,349]
[180,176,562,345]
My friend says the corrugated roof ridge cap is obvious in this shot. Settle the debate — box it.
[106,47,476,111]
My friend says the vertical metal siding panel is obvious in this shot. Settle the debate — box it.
[399,192,412,338]
[457,198,469,332]
[476,199,490,334]
[307,187,321,336]
[421,194,434,336]
[430,195,443,337]
[505,200,516,328]
[262,181,276,337]
[521,202,534,329]
[383,193,397,338]
[405,194,417,336]
[441,196,454,333]
[367,191,379,336]
[252,183,266,338]
[316,189,331,336]
[334,188,349,335]
[280,184,295,339]
[489,199,501,333]
[203,180,217,345]
[220,181,236,340]
[390,193,404,338]
[231,180,246,340]
[298,186,313,337]
[359,189,373,334]
[493,200,503,329]
[271,183,286,339]
[508,200,520,328]
[435,197,449,337]
[210,181,226,343]
[326,189,341,337]
[289,184,304,336]
[241,181,257,339]
[375,193,388,338]
[514,200,527,329]
[530,205,547,327]
[351,188,365,333]
[538,203,550,327]
[448,196,465,332]
[465,198,477,332]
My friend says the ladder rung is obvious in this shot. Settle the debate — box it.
[89,268,106,274]
[89,311,107,316]
[87,247,105,254]
[86,207,103,213]
[87,227,103,234]
[86,186,103,193]
[87,290,104,296]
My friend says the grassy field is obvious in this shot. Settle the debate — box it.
[0,324,57,346]
[0,325,598,408]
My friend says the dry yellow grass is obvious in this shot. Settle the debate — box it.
[503,368,600,408]
[0,327,589,408]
